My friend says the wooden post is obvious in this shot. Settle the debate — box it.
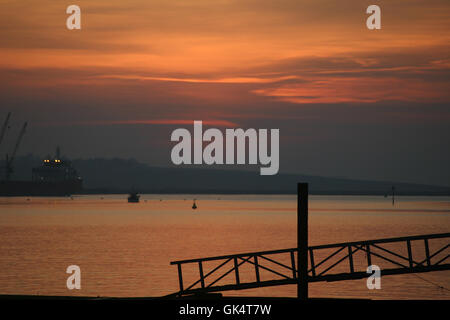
[298,183,308,300]
[392,186,395,206]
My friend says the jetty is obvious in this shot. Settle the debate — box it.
[168,183,450,299]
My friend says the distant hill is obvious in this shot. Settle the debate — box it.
[3,155,450,195]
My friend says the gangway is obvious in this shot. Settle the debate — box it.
[168,184,449,298]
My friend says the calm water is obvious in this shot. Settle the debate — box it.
[0,194,449,299]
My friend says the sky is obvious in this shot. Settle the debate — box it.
[0,0,449,186]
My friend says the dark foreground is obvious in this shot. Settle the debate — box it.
[0,294,446,320]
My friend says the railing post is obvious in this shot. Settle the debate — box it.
[298,183,308,300]
[366,244,372,266]
[309,249,316,277]
[291,250,297,279]
[348,246,354,273]
[198,261,205,289]
[177,263,184,293]
[407,240,413,268]
[234,257,240,285]
[424,239,431,266]
[254,255,260,282]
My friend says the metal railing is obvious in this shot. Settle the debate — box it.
[169,232,449,297]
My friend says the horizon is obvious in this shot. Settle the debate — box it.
[7,153,450,190]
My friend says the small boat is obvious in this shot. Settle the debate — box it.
[192,199,197,210]
[128,192,140,203]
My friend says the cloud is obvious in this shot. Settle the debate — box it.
[252,76,450,104]
[35,119,239,127]
[91,74,299,84]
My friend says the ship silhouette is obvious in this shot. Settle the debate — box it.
[127,192,140,203]
[0,147,83,196]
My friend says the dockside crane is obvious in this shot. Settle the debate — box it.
[5,121,27,181]
[0,112,11,151]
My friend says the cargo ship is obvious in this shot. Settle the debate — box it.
[0,113,83,196]
[0,150,83,197]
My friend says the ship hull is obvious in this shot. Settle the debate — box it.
[0,180,83,196]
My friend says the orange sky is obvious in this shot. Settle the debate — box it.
[1,0,449,107]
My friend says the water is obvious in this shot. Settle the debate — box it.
[0,194,449,299]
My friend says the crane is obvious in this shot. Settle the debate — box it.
[0,112,11,150]
[5,121,27,181]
